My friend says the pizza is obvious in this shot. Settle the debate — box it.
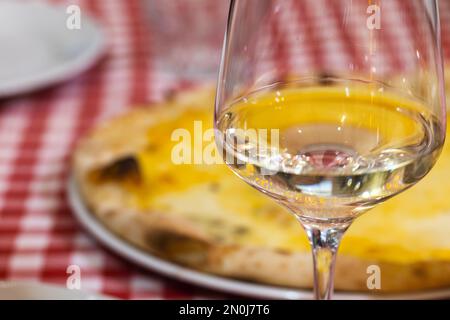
[72,87,450,293]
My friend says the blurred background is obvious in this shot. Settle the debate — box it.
[0,0,231,299]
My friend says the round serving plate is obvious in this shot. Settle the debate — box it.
[0,1,106,97]
[0,281,108,300]
[68,177,450,300]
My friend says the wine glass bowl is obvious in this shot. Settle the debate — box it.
[215,0,446,299]
[216,77,443,221]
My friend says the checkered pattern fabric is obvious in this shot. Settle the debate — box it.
[0,0,449,299]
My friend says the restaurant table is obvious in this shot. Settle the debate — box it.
[0,0,450,300]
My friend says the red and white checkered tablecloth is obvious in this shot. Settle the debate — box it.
[0,0,449,300]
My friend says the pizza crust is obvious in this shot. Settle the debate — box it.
[72,87,450,293]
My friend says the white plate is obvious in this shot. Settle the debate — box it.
[0,1,106,97]
[68,177,450,300]
[0,281,108,300]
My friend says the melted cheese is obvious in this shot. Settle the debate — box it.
[131,97,450,264]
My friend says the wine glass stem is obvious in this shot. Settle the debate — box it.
[304,224,349,300]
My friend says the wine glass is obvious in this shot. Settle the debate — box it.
[214,0,446,300]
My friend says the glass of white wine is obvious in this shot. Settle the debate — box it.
[215,0,446,299]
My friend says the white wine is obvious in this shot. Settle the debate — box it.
[216,82,444,222]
